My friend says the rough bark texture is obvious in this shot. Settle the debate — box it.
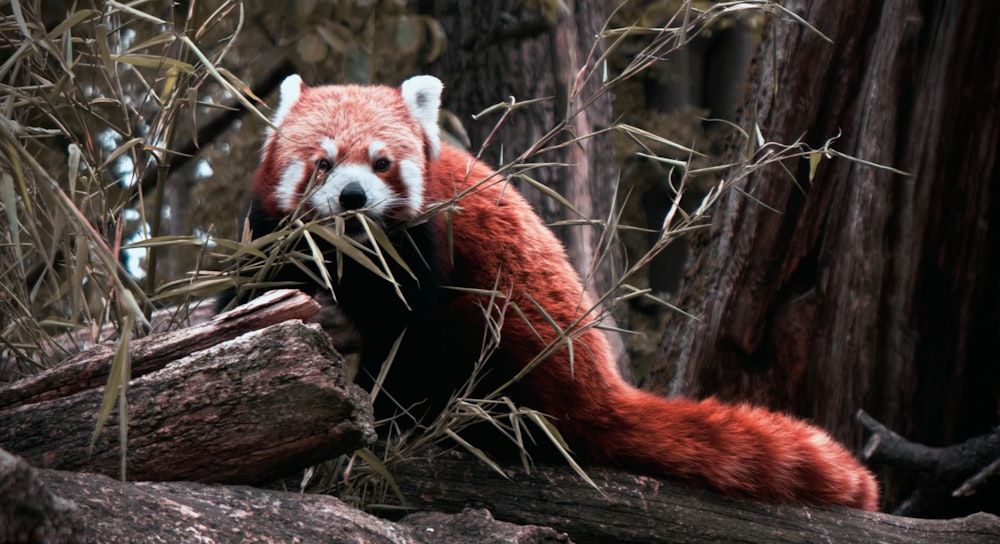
[0,449,570,544]
[651,0,1000,517]
[388,452,1000,544]
[5,446,998,544]
[0,319,375,484]
[0,289,320,410]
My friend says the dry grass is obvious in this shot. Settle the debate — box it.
[0,0,265,478]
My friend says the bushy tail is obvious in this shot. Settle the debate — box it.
[576,388,879,510]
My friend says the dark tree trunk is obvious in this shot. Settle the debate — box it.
[651,0,1000,518]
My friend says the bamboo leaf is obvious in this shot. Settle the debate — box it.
[105,0,168,24]
[635,152,690,169]
[525,411,600,491]
[353,448,408,506]
[444,428,509,479]
[179,35,274,130]
[301,228,335,292]
[124,234,215,249]
[151,276,244,301]
[1,173,22,269]
[369,329,405,403]
[9,0,33,40]
[808,151,823,182]
[100,137,143,170]
[44,9,98,40]
[0,139,31,218]
[0,42,32,82]
[115,54,194,73]
[514,173,584,217]
[121,33,177,55]
[90,315,132,456]
[95,24,113,76]
[306,223,393,283]
[617,123,704,156]
[365,219,416,281]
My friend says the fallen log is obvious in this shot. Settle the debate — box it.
[2,290,997,542]
[389,451,1000,544]
[0,319,374,484]
[0,448,570,544]
[0,289,320,410]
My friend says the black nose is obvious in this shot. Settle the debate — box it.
[339,182,367,210]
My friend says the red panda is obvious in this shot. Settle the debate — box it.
[235,74,879,511]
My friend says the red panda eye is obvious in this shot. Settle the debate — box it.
[373,157,391,172]
[316,158,332,174]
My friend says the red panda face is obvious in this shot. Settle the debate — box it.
[252,75,443,225]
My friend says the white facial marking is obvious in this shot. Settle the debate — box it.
[276,159,305,212]
[368,140,387,161]
[321,137,338,161]
[308,163,397,217]
[398,159,424,213]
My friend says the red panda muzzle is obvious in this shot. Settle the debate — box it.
[233,73,880,511]
[338,181,367,210]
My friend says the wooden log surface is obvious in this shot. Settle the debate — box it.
[0,319,374,484]
[2,289,998,542]
[0,289,320,411]
[0,448,570,544]
[389,452,1000,544]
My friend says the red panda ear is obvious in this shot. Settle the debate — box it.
[269,74,306,133]
[401,75,443,161]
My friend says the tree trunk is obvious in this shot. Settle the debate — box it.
[651,0,1000,518]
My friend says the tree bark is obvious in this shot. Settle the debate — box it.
[387,452,1000,544]
[0,449,570,544]
[0,318,375,484]
[0,289,320,410]
[651,0,1000,517]
[6,445,998,544]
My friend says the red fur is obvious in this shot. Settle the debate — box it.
[249,78,880,511]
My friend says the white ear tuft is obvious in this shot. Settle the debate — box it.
[270,74,305,132]
[401,75,443,160]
